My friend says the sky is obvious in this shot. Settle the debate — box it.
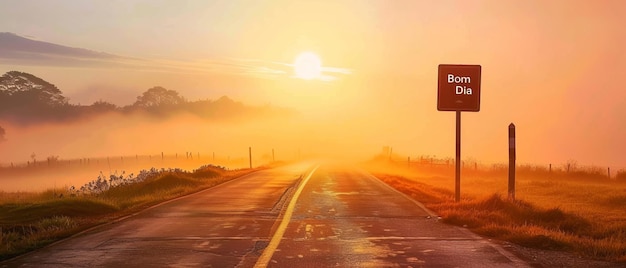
[0,0,625,168]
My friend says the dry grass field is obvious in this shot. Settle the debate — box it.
[366,158,626,262]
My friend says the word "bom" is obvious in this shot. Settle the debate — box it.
[447,74,473,95]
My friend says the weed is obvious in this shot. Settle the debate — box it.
[38,216,77,232]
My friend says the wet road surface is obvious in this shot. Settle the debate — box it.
[2,163,529,267]
[264,165,529,268]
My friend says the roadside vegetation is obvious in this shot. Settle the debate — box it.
[0,164,265,261]
[367,157,626,262]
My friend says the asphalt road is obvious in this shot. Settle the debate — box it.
[2,163,530,267]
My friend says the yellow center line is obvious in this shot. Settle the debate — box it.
[254,165,320,268]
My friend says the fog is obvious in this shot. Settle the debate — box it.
[0,104,390,191]
[2,70,626,192]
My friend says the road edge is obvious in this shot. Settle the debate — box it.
[358,169,439,218]
[362,170,531,268]
[1,168,266,264]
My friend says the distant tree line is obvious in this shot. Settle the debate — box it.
[0,71,292,125]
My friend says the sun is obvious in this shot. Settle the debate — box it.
[293,52,322,80]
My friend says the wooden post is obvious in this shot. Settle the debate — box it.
[408,156,411,168]
[567,163,570,173]
[608,167,611,179]
[272,149,275,162]
[549,163,552,173]
[161,152,164,160]
[249,147,252,169]
[508,123,516,200]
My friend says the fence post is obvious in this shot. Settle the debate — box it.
[608,167,611,179]
[567,164,570,173]
[508,123,516,200]
[549,163,552,173]
[408,156,410,168]
[249,147,252,168]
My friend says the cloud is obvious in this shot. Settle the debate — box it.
[205,57,352,82]
[0,33,353,81]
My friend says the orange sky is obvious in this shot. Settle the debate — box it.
[1,0,625,168]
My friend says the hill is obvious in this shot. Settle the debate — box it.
[0,32,118,60]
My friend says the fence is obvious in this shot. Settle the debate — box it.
[0,149,283,174]
[388,155,626,181]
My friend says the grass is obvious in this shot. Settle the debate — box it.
[368,159,626,262]
[0,164,266,261]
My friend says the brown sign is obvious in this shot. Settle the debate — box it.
[437,64,481,112]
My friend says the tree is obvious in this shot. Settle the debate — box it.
[0,71,67,107]
[133,86,185,107]
[90,100,117,112]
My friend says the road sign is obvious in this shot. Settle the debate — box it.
[437,64,481,112]
[436,64,482,202]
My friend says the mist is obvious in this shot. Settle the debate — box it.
[0,104,387,191]
[2,69,626,192]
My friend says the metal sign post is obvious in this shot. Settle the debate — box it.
[437,64,482,202]
[455,111,461,202]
